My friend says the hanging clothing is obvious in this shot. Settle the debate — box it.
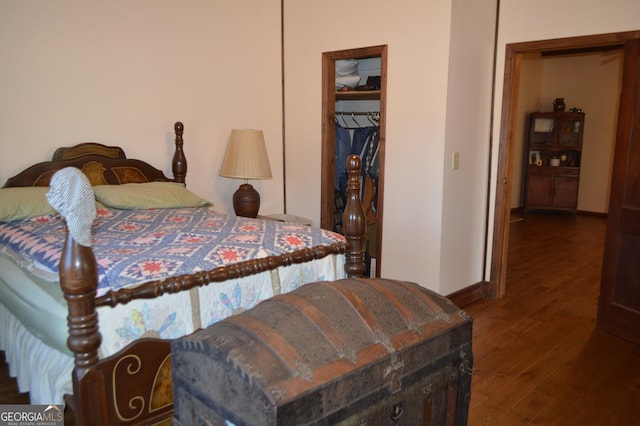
[352,126,380,178]
[333,123,380,233]
[362,175,377,225]
[334,124,351,192]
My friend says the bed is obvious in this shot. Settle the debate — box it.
[0,122,366,425]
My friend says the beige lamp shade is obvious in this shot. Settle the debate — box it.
[220,129,272,180]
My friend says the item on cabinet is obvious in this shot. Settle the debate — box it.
[569,107,583,113]
[529,150,541,165]
[366,75,380,89]
[354,75,381,91]
[553,97,566,112]
[550,157,560,167]
[534,118,553,133]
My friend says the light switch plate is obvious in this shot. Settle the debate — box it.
[452,152,460,170]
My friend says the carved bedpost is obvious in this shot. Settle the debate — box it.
[172,121,187,184]
[60,234,107,424]
[343,155,366,278]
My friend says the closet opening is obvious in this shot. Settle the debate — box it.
[321,45,387,277]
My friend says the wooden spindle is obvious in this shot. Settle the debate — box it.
[343,154,366,278]
[172,121,187,184]
[60,233,108,424]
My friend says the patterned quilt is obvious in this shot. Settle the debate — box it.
[0,206,345,294]
[0,207,347,357]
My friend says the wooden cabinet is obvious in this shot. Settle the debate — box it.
[524,112,585,213]
[526,167,580,212]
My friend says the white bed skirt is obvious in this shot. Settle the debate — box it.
[0,303,73,404]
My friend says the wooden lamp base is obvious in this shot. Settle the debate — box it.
[233,183,260,218]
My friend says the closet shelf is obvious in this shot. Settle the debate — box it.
[335,90,380,101]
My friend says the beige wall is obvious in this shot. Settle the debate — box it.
[0,0,284,215]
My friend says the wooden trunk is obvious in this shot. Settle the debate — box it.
[171,278,473,425]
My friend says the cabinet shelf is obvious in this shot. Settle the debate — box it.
[528,165,580,171]
[335,90,380,101]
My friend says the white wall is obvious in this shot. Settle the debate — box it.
[0,0,284,216]
[440,0,497,295]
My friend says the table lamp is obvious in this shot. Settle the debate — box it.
[219,129,272,218]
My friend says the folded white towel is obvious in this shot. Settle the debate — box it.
[46,167,96,247]
[336,59,359,76]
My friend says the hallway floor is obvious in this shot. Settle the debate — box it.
[465,213,640,425]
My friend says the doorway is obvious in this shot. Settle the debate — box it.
[321,45,387,277]
[487,31,640,299]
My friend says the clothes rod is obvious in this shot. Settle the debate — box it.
[335,111,380,116]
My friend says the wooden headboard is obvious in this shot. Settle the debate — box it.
[3,122,187,188]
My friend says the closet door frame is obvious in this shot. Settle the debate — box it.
[321,45,387,276]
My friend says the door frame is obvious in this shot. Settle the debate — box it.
[320,45,387,276]
[487,30,640,298]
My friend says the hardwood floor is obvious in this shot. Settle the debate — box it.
[1,212,638,425]
[466,212,640,425]
[0,352,75,423]
[0,352,29,405]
